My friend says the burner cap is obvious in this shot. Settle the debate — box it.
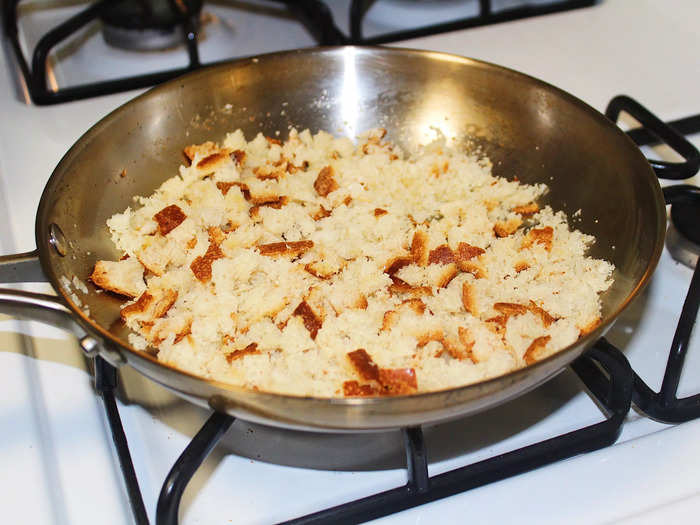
[100,0,202,51]
[667,200,699,268]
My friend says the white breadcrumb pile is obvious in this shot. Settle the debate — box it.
[90,127,614,397]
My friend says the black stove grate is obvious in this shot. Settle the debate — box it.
[95,358,150,525]
[348,0,597,45]
[91,98,699,524]
[604,96,700,423]
[94,342,636,525]
[7,0,604,105]
[280,341,634,525]
[632,262,700,422]
[3,0,345,105]
[4,0,199,104]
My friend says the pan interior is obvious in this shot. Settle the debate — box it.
[35,47,663,429]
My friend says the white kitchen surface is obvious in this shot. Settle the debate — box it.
[0,1,698,523]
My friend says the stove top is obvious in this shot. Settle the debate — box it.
[1,1,699,524]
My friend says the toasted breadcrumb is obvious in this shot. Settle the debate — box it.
[95,128,614,397]
[90,258,145,298]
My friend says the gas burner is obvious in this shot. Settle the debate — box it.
[100,0,202,51]
[668,199,700,268]
[5,0,598,104]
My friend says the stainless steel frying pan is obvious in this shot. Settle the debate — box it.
[0,47,665,431]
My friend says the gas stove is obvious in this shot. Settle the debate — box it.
[1,1,699,524]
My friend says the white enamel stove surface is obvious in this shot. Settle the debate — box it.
[0,1,699,523]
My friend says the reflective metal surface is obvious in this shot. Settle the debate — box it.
[1,47,666,430]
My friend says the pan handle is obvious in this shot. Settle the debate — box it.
[0,287,114,362]
[0,249,47,283]
[0,288,79,333]
[605,95,700,180]
[0,250,124,363]
[0,249,80,334]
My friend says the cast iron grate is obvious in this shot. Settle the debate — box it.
[94,342,637,525]
[605,95,700,423]
[91,98,700,524]
[155,341,634,525]
[6,0,605,104]
[3,0,345,104]
[348,0,596,45]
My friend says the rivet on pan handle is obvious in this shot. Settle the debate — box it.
[605,95,700,180]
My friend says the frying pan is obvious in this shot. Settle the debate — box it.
[0,47,665,431]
